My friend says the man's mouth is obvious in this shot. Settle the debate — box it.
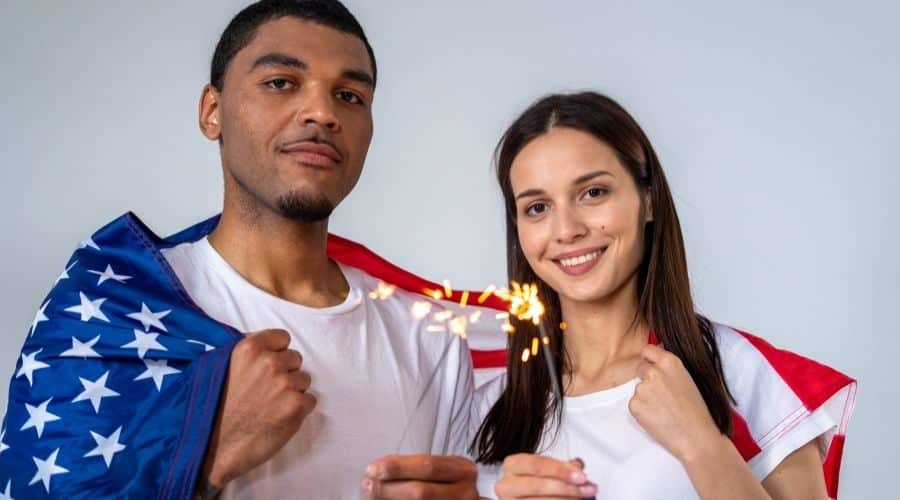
[281,141,343,167]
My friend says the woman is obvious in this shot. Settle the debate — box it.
[470,92,855,499]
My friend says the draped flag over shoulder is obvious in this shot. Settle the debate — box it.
[0,213,855,499]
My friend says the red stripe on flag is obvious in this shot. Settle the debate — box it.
[730,410,763,461]
[472,349,507,369]
[734,329,854,411]
[823,433,846,499]
[326,234,509,311]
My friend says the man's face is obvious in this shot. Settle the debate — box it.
[201,17,375,222]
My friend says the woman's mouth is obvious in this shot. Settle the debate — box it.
[552,247,606,276]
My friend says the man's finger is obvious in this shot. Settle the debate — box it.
[253,329,292,351]
[366,455,476,482]
[278,349,303,371]
[365,478,468,500]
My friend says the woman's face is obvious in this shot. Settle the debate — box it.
[510,126,651,305]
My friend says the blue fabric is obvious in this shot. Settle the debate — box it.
[0,212,241,499]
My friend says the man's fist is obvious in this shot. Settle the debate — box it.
[201,329,316,488]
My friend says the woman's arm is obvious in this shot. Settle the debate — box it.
[632,345,827,500]
[681,432,825,500]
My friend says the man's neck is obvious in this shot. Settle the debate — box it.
[207,204,349,308]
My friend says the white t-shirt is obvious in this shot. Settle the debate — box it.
[471,324,843,499]
[162,238,473,500]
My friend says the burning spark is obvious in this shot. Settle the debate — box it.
[369,282,397,300]
[426,325,447,333]
[531,337,539,356]
[442,280,453,300]
[501,322,515,334]
[477,285,496,304]
[411,301,433,319]
[501,282,545,325]
[560,321,568,332]
[542,336,550,345]
[459,290,469,308]
[433,310,454,323]
[495,312,509,320]
[521,348,531,363]
[424,288,444,300]
[468,311,482,324]
[448,315,468,339]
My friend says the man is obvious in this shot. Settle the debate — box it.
[0,1,480,498]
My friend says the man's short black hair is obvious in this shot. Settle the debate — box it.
[210,0,376,91]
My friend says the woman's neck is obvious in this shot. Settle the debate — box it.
[561,275,649,395]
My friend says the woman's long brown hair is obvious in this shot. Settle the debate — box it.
[472,92,733,464]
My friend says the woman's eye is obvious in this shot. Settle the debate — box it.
[525,202,548,216]
[337,90,363,105]
[266,79,294,90]
[584,187,608,199]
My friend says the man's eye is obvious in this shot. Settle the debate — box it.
[266,79,294,90]
[337,90,363,105]
[525,202,548,216]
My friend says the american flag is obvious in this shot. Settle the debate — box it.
[0,214,242,499]
[0,212,855,499]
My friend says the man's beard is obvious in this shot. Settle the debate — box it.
[275,191,335,222]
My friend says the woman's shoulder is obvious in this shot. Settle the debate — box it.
[708,321,856,492]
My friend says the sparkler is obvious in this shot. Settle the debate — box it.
[498,281,563,403]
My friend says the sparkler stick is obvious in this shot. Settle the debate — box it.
[500,282,563,404]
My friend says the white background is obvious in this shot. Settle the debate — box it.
[1,1,896,497]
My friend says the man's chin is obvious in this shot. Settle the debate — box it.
[275,192,335,223]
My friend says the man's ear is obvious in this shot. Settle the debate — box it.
[199,84,222,141]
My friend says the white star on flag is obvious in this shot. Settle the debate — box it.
[20,398,60,438]
[29,300,50,337]
[29,448,68,493]
[73,371,120,413]
[64,292,110,323]
[187,339,215,352]
[60,335,102,359]
[55,260,77,285]
[121,330,166,359]
[0,479,11,500]
[0,429,9,455]
[15,349,49,387]
[84,426,126,469]
[127,302,170,332]
[78,238,101,251]
[87,264,132,286]
[134,359,181,391]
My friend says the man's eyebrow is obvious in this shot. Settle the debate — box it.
[250,53,307,71]
[342,69,375,89]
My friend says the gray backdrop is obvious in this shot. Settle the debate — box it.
[2,1,896,497]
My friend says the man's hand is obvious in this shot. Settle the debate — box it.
[200,329,316,488]
[362,455,478,499]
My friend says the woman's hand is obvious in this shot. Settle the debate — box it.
[628,344,723,462]
[494,454,597,499]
